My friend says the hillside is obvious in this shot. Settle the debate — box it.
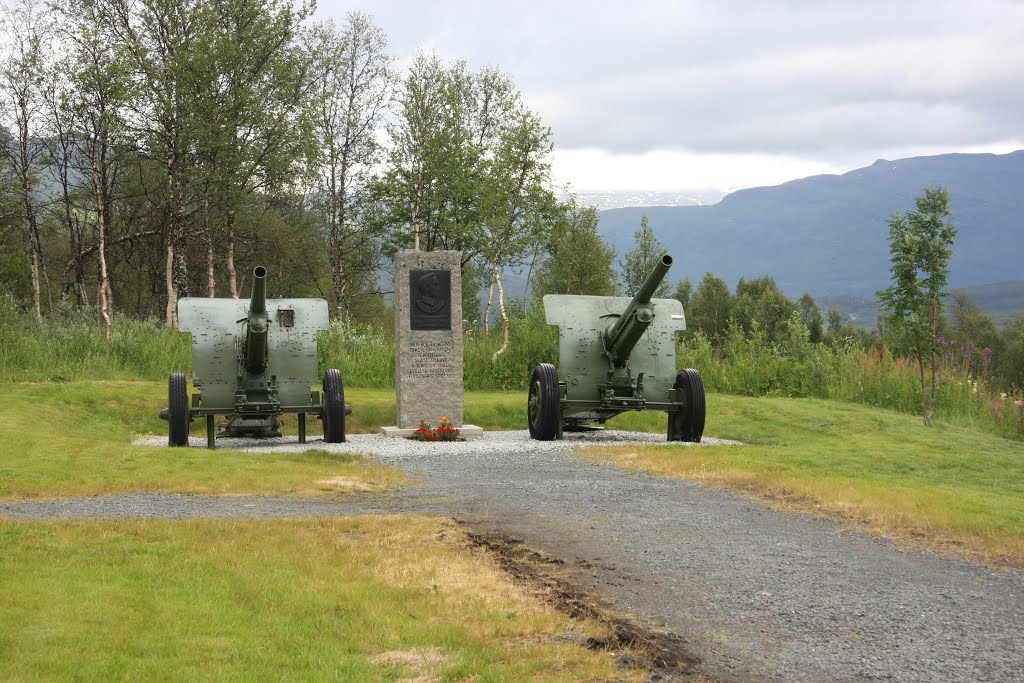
[597,151,1024,300]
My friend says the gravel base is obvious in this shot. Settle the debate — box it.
[130,429,742,453]
[5,430,1023,681]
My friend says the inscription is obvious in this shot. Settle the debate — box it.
[410,270,451,330]
[406,339,454,379]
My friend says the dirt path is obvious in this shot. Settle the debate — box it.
[5,431,1023,681]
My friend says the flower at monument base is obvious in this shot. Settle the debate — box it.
[407,417,462,442]
[410,419,437,442]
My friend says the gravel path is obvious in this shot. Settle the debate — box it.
[4,430,1022,682]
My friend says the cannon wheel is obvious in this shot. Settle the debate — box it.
[322,368,346,443]
[528,363,560,441]
[168,372,189,447]
[669,368,705,443]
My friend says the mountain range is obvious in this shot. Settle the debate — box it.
[596,151,1024,306]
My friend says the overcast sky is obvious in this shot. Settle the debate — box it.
[316,0,1024,195]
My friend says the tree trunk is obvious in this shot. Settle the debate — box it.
[918,352,929,426]
[28,229,42,326]
[164,138,189,324]
[331,255,347,320]
[165,152,177,325]
[483,264,497,335]
[165,242,175,326]
[204,195,215,297]
[929,305,938,424]
[93,147,112,340]
[328,154,345,319]
[227,208,238,299]
[523,248,540,305]
[37,227,53,314]
[18,163,42,325]
[97,209,112,340]
[491,266,510,362]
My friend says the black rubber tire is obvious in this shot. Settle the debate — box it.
[528,363,560,441]
[674,368,706,443]
[322,368,346,443]
[168,372,189,447]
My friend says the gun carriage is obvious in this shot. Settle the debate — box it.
[161,265,349,448]
[529,254,705,441]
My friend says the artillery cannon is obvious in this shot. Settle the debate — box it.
[528,254,705,442]
[161,265,349,448]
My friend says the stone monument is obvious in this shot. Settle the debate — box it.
[383,249,481,437]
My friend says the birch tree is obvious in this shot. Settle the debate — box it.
[373,53,486,260]
[479,107,558,358]
[98,0,202,325]
[306,12,393,318]
[191,0,314,299]
[0,0,52,324]
[60,0,133,338]
[877,187,957,425]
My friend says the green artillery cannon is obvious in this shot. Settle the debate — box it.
[528,254,705,442]
[161,265,349,448]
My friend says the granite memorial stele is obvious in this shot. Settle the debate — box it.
[381,249,482,438]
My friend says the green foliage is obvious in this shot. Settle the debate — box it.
[798,292,824,343]
[997,315,1024,390]
[619,213,669,297]
[686,272,733,341]
[463,308,558,391]
[678,313,1023,441]
[947,292,1001,352]
[317,320,395,389]
[304,12,394,319]
[672,277,692,311]
[732,276,797,344]
[532,202,618,299]
[877,186,957,423]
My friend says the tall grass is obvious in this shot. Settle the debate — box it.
[463,312,558,391]
[679,314,1024,440]
[0,297,190,382]
[318,320,395,387]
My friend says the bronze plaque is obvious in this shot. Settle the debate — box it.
[410,269,451,330]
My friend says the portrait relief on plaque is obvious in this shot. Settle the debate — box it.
[409,269,451,330]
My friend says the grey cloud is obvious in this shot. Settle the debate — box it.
[327,0,1024,158]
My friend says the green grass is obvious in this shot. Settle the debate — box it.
[0,382,405,499]
[584,394,1024,567]
[0,517,636,681]
[0,382,531,499]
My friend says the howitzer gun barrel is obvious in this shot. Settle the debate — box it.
[605,254,672,366]
[244,266,269,372]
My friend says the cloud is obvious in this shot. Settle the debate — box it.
[551,147,844,193]
[318,0,1024,190]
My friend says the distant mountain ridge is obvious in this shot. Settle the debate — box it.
[597,151,1024,302]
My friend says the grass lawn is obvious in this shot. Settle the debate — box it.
[0,382,533,499]
[0,382,406,499]
[586,395,1024,568]
[0,516,636,681]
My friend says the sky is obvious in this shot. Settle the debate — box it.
[316,0,1024,195]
